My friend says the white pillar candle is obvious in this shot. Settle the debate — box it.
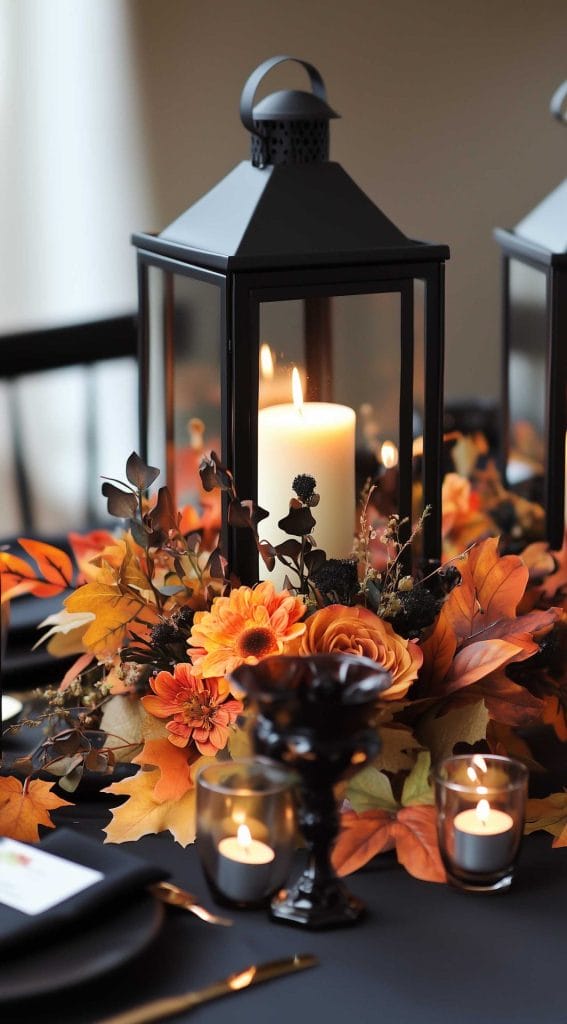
[217,824,276,903]
[258,370,356,587]
[454,799,514,873]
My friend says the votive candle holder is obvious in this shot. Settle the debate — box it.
[196,758,296,908]
[434,754,528,893]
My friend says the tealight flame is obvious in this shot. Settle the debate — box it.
[466,766,478,783]
[237,823,252,849]
[260,343,274,380]
[476,798,491,826]
[291,366,304,414]
[472,754,488,773]
[381,441,399,469]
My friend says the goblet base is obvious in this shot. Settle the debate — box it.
[270,874,365,929]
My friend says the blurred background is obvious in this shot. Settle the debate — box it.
[1,0,566,536]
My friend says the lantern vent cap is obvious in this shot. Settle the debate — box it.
[252,89,338,123]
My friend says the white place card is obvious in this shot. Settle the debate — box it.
[0,838,103,916]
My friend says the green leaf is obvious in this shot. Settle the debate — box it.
[346,766,398,813]
[401,750,435,807]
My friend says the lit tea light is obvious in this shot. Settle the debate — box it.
[217,824,276,903]
[380,440,399,468]
[454,798,514,873]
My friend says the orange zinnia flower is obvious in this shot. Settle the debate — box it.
[299,604,423,701]
[141,663,242,754]
[188,581,306,679]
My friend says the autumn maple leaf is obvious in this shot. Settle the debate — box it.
[0,777,72,842]
[332,753,446,883]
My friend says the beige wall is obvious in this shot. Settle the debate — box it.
[127,0,567,402]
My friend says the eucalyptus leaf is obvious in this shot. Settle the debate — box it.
[126,452,160,490]
[102,482,138,519]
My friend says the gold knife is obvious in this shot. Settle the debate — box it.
[149,881,233,927]
[96,953,318,1024]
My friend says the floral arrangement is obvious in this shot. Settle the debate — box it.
[1,449,565,882]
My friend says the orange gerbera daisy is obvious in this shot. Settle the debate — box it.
[188,581,306,679]
[141,663,242,755]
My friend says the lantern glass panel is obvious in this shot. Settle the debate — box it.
[507,259,547,502]
[171,274,222,507]
[145,266,223,509]
[257,291,407,578]
[146,266,168,480]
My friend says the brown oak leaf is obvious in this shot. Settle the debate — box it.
[0,776,72,842]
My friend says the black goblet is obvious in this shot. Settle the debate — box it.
[230,653,391,929]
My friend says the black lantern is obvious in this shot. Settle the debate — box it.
[494,81,567,549]
[133,56,449,584]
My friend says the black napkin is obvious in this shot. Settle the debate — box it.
[0,829,168,958]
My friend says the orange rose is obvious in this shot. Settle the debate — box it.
[299,604,422,700]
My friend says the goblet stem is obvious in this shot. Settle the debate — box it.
[270,777,364,929]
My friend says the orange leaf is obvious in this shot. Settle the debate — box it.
[59,652,95,691]
[332,809,395,877]
[462,607,560,652]
[438,638,526,694]
[133,740,193,803]
[541,695,567,742]
[442,538,528,644]
[419,606,457,689]
[480,671,545,727]
[392,805,446,883]
[0,552,59,600]
[0,777,72,842]
[103,767,197,846]
[469,537,528,620]
[17,538,73,591]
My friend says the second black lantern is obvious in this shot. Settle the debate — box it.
[133,56,450,584]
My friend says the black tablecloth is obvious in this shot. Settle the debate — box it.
[2,794,566,1024]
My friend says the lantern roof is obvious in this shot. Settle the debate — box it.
[494,80,567,262]
[252,88,338,122]
[134,159,448,272]
[133,56,448,272]
[513,179,567,254]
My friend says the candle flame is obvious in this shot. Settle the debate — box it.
[472,754,488,773]
[291,366,304,413]
[476,798,491,826]
[260,343,274,380]
[237,823,252,848]
[466,766,478,783]
[381,441,399,468]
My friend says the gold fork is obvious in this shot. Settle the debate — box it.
[149,880,233,927]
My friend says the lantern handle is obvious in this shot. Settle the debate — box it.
[550,80,567,125]
[240,55,328,135]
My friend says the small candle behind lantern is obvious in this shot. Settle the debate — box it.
[196,759,296,908]
[434,754,527,893]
